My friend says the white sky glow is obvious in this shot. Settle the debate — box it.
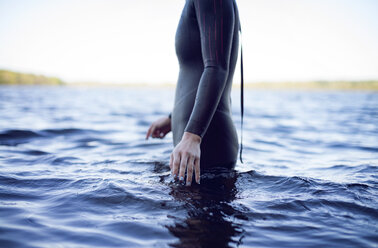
[0,0,377,84]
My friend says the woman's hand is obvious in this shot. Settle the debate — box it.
[146,116,171,140]
[170,132,201,186]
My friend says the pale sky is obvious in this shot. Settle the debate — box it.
[0,0,377,84]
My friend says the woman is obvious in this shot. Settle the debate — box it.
[146,0,241,186]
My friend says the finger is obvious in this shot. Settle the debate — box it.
[145,125,153,140]
[178,153,188,181]
[186,156,195,186]
[148,126,157,139]
[194,157,200,184]
[172,153,181,178]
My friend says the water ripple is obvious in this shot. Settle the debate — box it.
[0,87,377,247]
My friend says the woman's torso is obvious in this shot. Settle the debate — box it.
[172,0,240,168]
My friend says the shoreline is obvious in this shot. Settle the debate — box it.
[2,81,377,91]
[1,69,377,91]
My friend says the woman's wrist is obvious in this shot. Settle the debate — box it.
[182,131,201,144]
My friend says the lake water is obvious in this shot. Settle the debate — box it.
[0,86,377,247]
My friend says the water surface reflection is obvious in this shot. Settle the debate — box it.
[167,168,246,247]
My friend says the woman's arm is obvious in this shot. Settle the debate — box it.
[145,116,171,140]
[185,0,235,137]
[170,0,236,186]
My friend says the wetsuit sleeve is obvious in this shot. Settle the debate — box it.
[184,0,235,138]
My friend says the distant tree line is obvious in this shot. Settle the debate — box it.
[0,69,64,85]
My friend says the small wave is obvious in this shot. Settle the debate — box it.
[315,164,378,173]
[327,142,378,152]
[136,119,151,126]
[0,188,44,201]
[316,199,378,219]
[16,155,84,166]
[355,164,378,173]
[51,156,84,165]
[0,129,44,146]
[0,128,104,146]
[267,199,312,212]
[237,171,320,196]
[23,150,50,156]
[0,174,72,189]
[254,139,285,147]
[325,164,353,170]
[4,149,49,156]
[74,137,114,146]
[76,181,164,209]
[346,183,369,189]
[0,129,42,139]
[41,128,97,135]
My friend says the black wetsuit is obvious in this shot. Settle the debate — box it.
[171,0,240,168]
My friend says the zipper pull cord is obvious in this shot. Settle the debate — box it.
[239,23,244,164]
